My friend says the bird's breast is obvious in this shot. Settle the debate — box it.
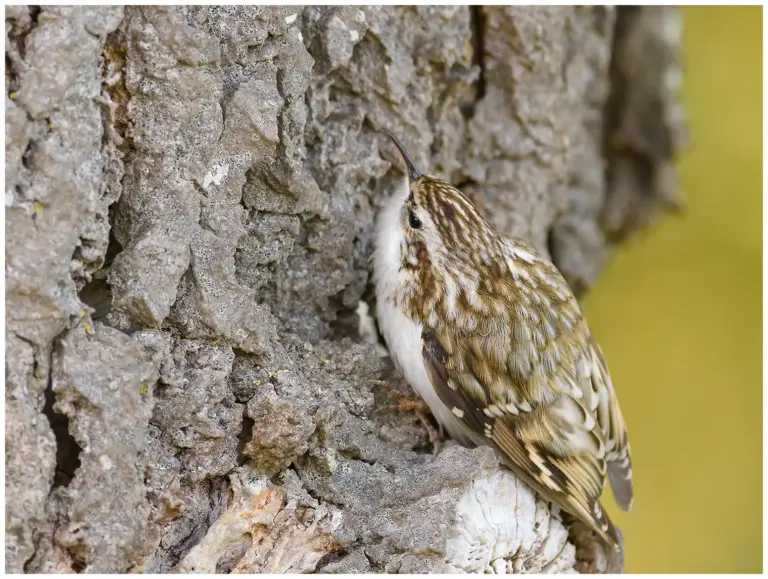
[374,290,471,444]
[372,179,471,444]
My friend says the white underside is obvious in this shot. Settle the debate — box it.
[373,178,472,445]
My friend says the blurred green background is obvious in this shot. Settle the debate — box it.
[583,6,762,573]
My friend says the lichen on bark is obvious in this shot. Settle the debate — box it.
[5,5,685,574]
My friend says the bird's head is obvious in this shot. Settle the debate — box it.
[375,132,504,326]
[384,132,498,273]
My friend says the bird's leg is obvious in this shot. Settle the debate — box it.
[373,383,444,447]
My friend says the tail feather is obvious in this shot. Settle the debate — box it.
[607,447,633,511]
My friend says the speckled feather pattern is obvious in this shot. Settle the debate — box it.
[374,165,633,550]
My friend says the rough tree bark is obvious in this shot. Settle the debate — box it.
[5,5,685,574]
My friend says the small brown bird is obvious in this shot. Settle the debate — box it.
[373,132,633,550]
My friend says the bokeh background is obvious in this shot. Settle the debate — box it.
[582,6,762,573]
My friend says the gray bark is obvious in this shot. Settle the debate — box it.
[5,5,685,573]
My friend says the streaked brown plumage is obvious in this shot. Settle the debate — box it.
[373,132,633,550]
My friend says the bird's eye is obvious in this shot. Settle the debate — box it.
[408,210,422,229]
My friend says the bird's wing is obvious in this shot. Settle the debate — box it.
[422,318,624,550]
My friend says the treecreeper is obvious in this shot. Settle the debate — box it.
[372,132,634,551]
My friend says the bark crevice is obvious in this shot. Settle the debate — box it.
[42,344,83,490]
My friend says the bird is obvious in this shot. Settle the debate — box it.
[372,131,633,551]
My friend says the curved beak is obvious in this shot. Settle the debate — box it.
[385,130,422,181]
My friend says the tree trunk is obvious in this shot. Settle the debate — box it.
[5,5,685,574]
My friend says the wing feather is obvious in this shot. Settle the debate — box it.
[422,321,627,550]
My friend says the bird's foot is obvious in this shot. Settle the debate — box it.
[414,407,444,451]
[374,385,444,448]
